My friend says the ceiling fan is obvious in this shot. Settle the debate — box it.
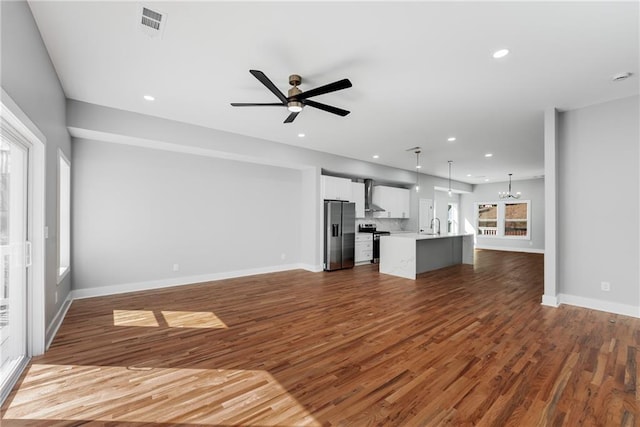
[231,70,352,123]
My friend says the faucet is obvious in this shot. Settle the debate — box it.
[430,217,441,235]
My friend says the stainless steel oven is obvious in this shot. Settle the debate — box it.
[372,231,390,263]
[358,224,390,263]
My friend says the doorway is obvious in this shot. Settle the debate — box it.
[0,127,29,395]
[0,91,46,404]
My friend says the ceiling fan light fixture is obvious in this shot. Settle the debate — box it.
[287,101,303,113]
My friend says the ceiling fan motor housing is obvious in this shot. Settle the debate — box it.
[289,74,302,87]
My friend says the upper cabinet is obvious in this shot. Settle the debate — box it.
[321,175,352,201]
[373,185,411,219]
[351,182,365,218]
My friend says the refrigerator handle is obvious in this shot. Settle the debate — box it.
[332,224,339,237]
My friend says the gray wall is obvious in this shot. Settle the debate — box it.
[67,100,472,292]
[460,178,545,252]
[558,95,639,308]
[72,138,303,290]
[1,1,72,330]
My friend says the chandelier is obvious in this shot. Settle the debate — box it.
[499,173,521,199]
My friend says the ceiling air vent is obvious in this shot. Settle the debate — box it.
[137,5,167,38]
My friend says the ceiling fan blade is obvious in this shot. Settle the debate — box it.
[296,79,352,100]
[284,111,299,123]
[304,100,350,117]
[230,103,283,107]
[249,70,288,104]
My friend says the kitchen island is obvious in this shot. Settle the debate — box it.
[379,233,474,279]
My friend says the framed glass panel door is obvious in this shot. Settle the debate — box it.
[0,134,28,392]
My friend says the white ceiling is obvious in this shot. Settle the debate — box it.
[28,1,638,184]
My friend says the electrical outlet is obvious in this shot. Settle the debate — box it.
[172,264,179,272]
[601,281,610,292]
[281,253,286,260]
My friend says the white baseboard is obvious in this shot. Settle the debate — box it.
[558,293,639,318]
[476,245,544,254]
[71,263,311,300]
[298,263,323,272]
[45,293,73,350]
[541,294,559,307]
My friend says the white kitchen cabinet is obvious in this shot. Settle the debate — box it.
[351,182,365,218]
[355,233,373,263]
[372,186,411,219]
[321,175,352,201]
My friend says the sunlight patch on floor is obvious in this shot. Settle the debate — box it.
[3,364,320,426]
[112,309,159,327]
[112,310,228,329]
[161,310,228,329]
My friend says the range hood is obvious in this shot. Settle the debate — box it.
[364,179,385,212]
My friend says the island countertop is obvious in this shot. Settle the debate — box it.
[387,232,473,240]
[379,233,474,279]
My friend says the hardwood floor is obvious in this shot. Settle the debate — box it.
[2,250,638,426]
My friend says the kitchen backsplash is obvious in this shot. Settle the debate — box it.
[356,218,408,232]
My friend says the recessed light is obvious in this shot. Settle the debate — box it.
[466,174,472,177]
[298,133,305,138]
[447,137,456,142]
[143,95,155,101]
[416,165,422,169]
[485,178,490,182]
[493,49,509,59]
[484,153,493,158]
[372,154,379,159]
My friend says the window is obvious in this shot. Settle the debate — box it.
[504,202,528,237]
[58,150,70,281]
[447,202,459,234]
[477,203,498,236]
[475,201,530,239]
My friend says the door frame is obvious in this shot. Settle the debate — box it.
[1,89,46,396]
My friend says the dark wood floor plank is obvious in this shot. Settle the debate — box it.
[2,250,639,426]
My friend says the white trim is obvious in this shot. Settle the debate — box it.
[541,294,559,307]
[298,263,323,273]
[45,293,73,350]
[544,108,558,310]
[475,245,544,254]
[71,263,310,300]
[558,293,639,319]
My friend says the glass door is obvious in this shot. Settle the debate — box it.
[0,134,28,392]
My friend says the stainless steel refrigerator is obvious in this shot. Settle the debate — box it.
[324,201,356,271]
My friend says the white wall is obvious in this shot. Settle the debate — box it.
[460,178,545,253]
[1,1,72,338]
[557,95,639,316]
[72,139,304,293]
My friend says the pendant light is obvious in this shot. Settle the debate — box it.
[499,173,521,199]
[447,160,453,197]
[415,150,421,192]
